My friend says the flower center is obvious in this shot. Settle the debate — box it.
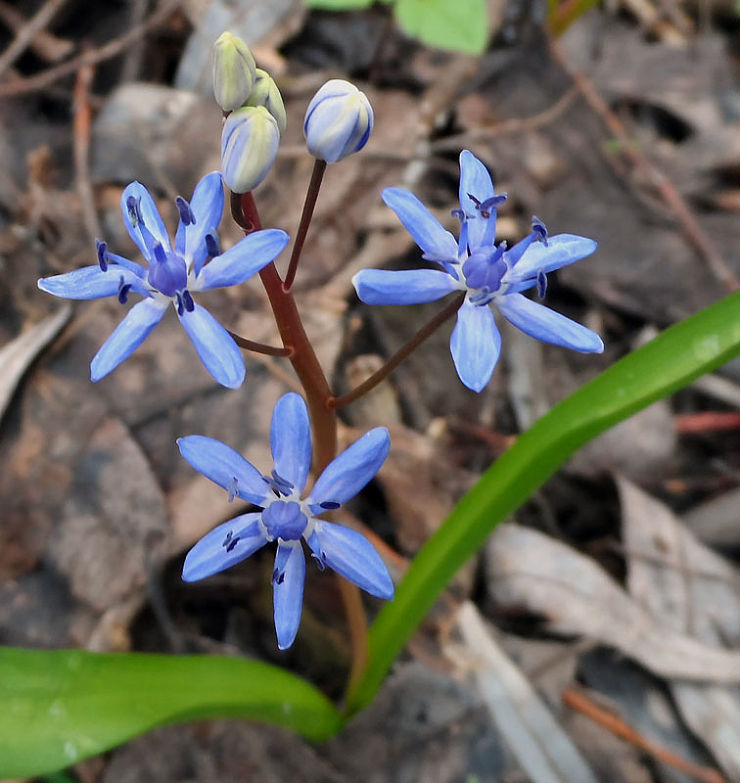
[261,500,308,542]
[463,245,507,304]
[147,242,188,297]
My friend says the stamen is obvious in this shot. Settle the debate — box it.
[182,290,195,313]
[262,470,294,497]
[176,293,184,316]
[537,269,547,299]
[451,208,465,223]
[319,501,340,510]
[227,476,238,503]
[467,193,489,218]
[153,242,168,264]
[480,194,507,211]
[532,216,548,245]
[311,552,327,571]
[205,231,220,258]
[96,239,108,272]
[117,276,131,304]
[126,195,142,227]
[175,196,195,226]
[272,568,286,586]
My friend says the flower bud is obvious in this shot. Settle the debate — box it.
[247,69,287,136]
[303,79,373,163]
[221,106,280,193]
[212,32,256,112]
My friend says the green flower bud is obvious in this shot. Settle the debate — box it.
[303,79,373,163]
[246,69,287,136]
[212,32,256,112]
[221,106,280,193]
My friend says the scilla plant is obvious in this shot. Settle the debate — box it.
[6,31,740,778]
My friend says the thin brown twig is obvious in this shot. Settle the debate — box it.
[73,54,101,245]
[0,0,72,63]
[549,39,739,293]
[0,0,68,79]
[227,330,292,357]
[0,0,180,99]
[563,687,727,783]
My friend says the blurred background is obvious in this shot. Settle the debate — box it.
[1,0,740,780]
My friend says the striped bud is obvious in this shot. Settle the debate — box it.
[221,106,280,193]
[247,69,287,136]
[212,32,256,112]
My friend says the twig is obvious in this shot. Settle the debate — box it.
[563,687,727,783]
[0,0,68,79]
[431,86,579,153]
[675,411,740,434]
[0,0,72,63]
[73,54,101,244]
[549,40,739,293]
[0,0,180,99]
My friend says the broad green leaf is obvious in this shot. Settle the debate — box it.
[349,289,740,714]
[0,647,343,778]
[395,0,488,53]
[303,0,375,8]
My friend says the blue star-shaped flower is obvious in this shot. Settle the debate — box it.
[38,172,289,388]
[178,392,394,650]
[353,150,604,392]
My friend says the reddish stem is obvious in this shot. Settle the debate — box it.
[283,158,327,292]
[227,331,293,357]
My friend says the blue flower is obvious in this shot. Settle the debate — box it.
[178,392,394,650]
[353,150,604,392]
[38,172,289,388]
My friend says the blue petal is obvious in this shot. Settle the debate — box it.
[90,297,167,381]
[178,302,245,388]
[194,229,289,291]
[182,513,266,582]
[308,428,390,509]
[174,172,225,274]
[38,265,148,300]
[352,268,458,305]
[382,188,459,264]
[307,522,393,599]
[273,542,305,650]
[177,435,271,505]
[497,293,604,353]
[450,299,501,392]
[458,150,496,251]
[509,234,597,281]
[121,181,171,261]
[270,393,311,494]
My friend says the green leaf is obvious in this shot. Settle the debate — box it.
[303,0,376,9]
[0,647,343,778]
[394,0,488,53]
[349,289,740,714]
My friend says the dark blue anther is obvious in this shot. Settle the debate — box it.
[262,470,294,497]
[96,239,108,272]
[175,196,195,226]
[272,568,286,586]
[319,501,340,510]
[468,193,507,219]
[118,280,132,304]
[536,270,547,299]
[311,552,327,571]
[532,216,548,245]
[222,530,241,552]
[126,196,142,227]
[153,242,168,264]
[205,231,220,258]
[176,293,184,316]
[451,208,466,222]
[182,290,195,313]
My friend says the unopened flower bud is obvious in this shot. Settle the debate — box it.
[246,69,287,136]
[221,106,279,192]
[212,32,256,112]
[303,79,373,163]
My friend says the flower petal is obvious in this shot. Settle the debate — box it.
[194,229,289,291]
[307,521,393,599]
[509,234,597,281]
[174,172,225,273]
[308,427,390,509]
[121,181,170,261]
[458,149,496,251]
[273,542,305,650]
[270,393,311,493]
[90,297,167,381]
[381,188,459,264]
[178,302,245,388]
[38,265,147,300]
[352,268,459,305]
[497,293,604,353]
[177,435,271,505]
[182,513,266,582]
[450,299,501,392]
